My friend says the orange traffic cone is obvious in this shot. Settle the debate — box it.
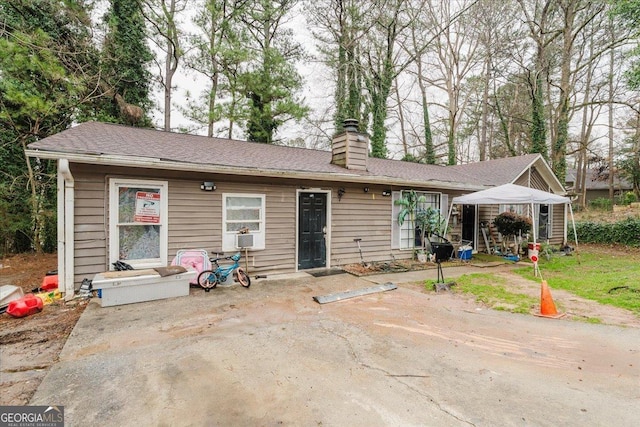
[535,280,565,318]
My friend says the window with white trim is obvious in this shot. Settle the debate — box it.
[536,204,552,239]
[222,193,266,251]
[109,178,168,269]
[392,191,442,250]
[499,204,526,215]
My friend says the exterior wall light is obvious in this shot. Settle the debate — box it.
[201,181,216,191]
[382,190,392,197]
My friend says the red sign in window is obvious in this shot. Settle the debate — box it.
[134,192,161,223]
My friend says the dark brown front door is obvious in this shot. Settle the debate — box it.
[298,192,327,269]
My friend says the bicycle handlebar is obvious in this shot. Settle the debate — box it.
[209,252,241,263]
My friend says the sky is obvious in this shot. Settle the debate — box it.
[147,3,335,150]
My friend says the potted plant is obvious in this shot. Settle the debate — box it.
[493,212,532,255]
[395,190,426,254]
[415,207,446,252]
[414,248,428,263]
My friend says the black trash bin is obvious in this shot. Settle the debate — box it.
[430,242,453,262]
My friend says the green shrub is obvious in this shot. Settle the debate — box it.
[571,218,640,247]
[588,197,612,210]
[493,212,532,237]
[617,191,638,205]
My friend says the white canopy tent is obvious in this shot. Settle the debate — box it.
[444,183,578,247]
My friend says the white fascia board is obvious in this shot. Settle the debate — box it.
[515,155,565,194]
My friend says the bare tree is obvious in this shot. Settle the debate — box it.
[142,0,188,131]
[305,0,379,132]
[474,0,520,161]
[182,0,249,137]
[401,0,437,163]
[422,0,482,165]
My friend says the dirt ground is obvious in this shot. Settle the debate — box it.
[342,258,434,276]
[29,257,640,426]
[1,245,639,407]
[574,204,640,223]
[0,253,87,405]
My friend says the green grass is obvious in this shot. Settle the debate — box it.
[514,251,640,315]
[441,273,538,314]
[467,252,506,263]
[428,247,640,318]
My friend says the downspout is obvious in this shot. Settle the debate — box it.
[59,160,75,301]
[564,204,568,244]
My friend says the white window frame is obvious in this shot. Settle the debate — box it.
[222,193,266,252]
[498,204,552,240]
[108,178,168,269]
[392,191,443,250]
[499,204,526,215]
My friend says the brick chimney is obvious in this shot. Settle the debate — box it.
[331,119,368,170]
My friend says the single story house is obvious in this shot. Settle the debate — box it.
[565,168,634,203]
[26,121,568,299]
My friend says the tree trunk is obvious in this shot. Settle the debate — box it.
[608,25,615,203]
[412,25,434,164]
[208,72,219,138]
[480,52,491,161]
[552,0,577,184]
[21,134,43,253]
[394,78,408,157]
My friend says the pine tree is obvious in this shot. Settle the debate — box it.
[240,0,307,143]
[102,0,154,126]
[0,0,96,252]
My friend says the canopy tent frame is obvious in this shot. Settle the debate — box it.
[443,184,578,249]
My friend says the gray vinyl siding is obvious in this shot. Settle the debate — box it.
[513,168,549,190]
[168,180,299,275]
[474,203,566,252]
[67,162,568,285]
[68,164,427,283]
[71,165,107,285]
[167,179,221,253]
[529,169,548,190]
[513,173,529,187]
[260,184,297,273]
[331,133,367,170]
[331,185,398,266]
[69,164,305,282]
[551,205,565,244]
[530,168,566,245]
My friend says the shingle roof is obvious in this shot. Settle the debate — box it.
[446,154,541,186]
[565,168,633,190]
[27,121,543,190]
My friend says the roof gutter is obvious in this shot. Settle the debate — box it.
[58,159,75,301]
[26,149,488,192]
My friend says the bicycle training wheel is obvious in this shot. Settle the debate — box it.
[197,270,218,291]
[236,268,251,288]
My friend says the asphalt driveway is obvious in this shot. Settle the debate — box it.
[31,268,639,426]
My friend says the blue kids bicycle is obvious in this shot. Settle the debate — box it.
[196,252,251,291]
